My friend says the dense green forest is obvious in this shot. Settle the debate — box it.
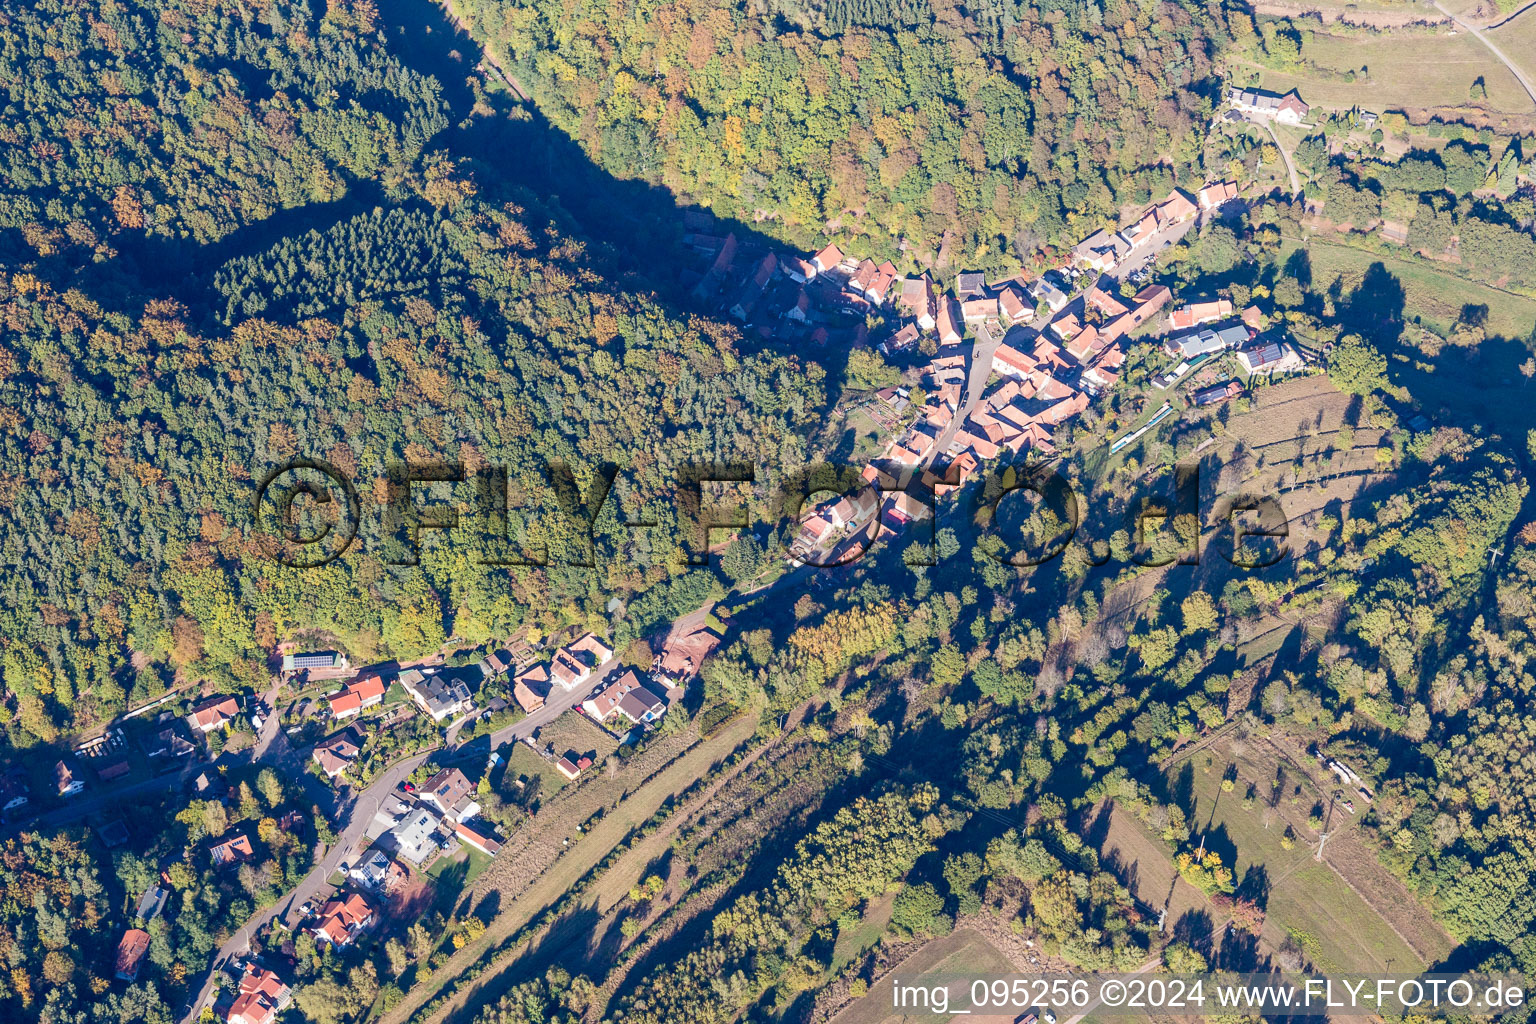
[446,0,1248,266]
[3,1,1536,1023]
[0,0,829,746]
[0,0,447,249]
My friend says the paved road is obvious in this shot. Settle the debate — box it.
[177,656,627,1022]
[1434,0,1536,108]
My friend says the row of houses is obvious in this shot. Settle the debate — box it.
[1158,306,1305,382]
[366,764,504,863]
[511,632,614,715]
[684,227,886,347]
[1073,187,1226,273]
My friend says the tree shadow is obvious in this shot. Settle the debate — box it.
[1234,863,1270,910]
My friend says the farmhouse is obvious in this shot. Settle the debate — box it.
[1227,86,1309,125]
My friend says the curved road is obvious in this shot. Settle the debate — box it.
[1434,0,1536,108]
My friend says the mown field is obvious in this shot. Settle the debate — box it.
[1238,31,1535,115]
[1170,739,1434,974]
[1285,238,1536,338]
[1489,5,1536,84]
[831,928,1019,1024]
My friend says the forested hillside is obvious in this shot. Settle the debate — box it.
[0,0,830,747]
[446,0,1246,265]
[0,0,447,249]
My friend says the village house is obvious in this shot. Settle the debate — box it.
[1169,299,1234,331]
[1227,86,1309,125]
[1086,285,1129,319]
[881,322,921,354]
[962,296,999,322]
[327,677,385,720]
[936,296,963,345]
[812,243,845,274]
[146,722,196,759]
[115,929,150,981]
[900,276,937,329]
[188,695,240,733]
[1198,181,1240,211]
[728,254,778,321]
[691,232,738,302]
[997,285,1032,322]
[226,965,291,1024]
[210,833,254,868]
[653,625,722,687]
[991,342,1038,381]
[1029,277,1069,313]
[956,271,987,298]
[311,892,375,948]
[398,668,473,722]
[782,255,818,283]
[1159,190,1199,227]
[583,670,668,727]
[418,767,480,823]
[312,729,362,780]
[54,760,84,798]
[550,633,614,692]
[1074,228,1132,271]
[349,849,408,894]
[512,664,548,714]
